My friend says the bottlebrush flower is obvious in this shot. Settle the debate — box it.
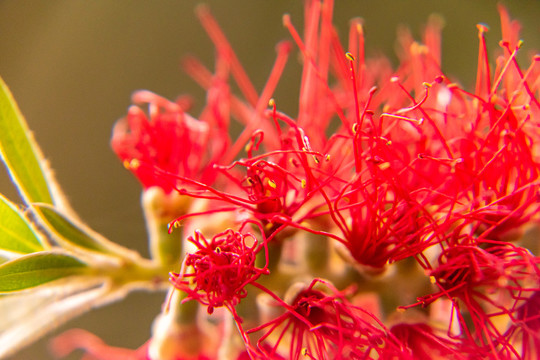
[247,279,403,360]
[404,244,540,358]
[111,89,229,194]
[98,1,540,359]
[169,229,269,316]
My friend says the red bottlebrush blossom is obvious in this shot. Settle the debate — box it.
[209,109,329,238]
[403,244,540,358]
[389,322,466,360]
[111,90,229,193]
[170,229,268,315]
[247,279,402,360]
[507,291,540,360]
[100,1,539,359]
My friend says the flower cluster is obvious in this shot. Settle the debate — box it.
[169,229,268,316]
[102,1,540,359]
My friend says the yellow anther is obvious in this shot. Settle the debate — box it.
[352,123,359,134]
[123,160,131,169]
[476,23,489,33]
[325,154,331,161]
[345,52,355,61]
[268,98,276,107]
[378,162,390,171]
[517,39,524,49]
[301,179,307,188]
[268,179,277,189]
[301,348,308,356]
[422,82,432,88]
[356,22,364,35]
[430,276,437,284]
[128,159,140,170]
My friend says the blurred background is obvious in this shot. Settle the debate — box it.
[0,1,538,359]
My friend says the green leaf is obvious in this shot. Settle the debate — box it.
[0,76,53,204]
[0,251,88,293]
[0,194,44,253]
[32,203,132,257]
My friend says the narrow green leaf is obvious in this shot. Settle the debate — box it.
[0,252,87,292]
[0,194,43,253]
[32,203,126,256]
[0,76,53,204]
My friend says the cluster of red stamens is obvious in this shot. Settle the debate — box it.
[107,1,540,359]
[170,229,268,315]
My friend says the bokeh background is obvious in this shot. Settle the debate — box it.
[0,1,538,359]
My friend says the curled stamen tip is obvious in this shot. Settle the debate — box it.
[422,82,432,88]
[345,52,355,61]
[282,13,291,27]
[195,4,210,16]
[476,23,489,32]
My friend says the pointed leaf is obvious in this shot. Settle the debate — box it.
[0,194,44,253]
[0,76,53,204]
[0,274,161,358]
[0,251,88,293]
[0,276,115,359]
[32,203,137,258]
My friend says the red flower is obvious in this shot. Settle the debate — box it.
[507,291,540,360]
[403,244,539,358]
[105,1,540,359]
[248,279,402,360]
[169,229,268,315]
[389,323,466,360]
[111,90,228,193]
